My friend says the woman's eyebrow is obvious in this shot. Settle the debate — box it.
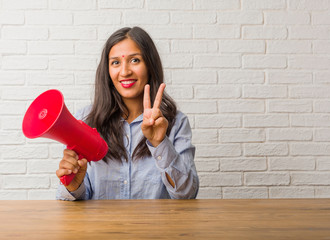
[109,53,142,60]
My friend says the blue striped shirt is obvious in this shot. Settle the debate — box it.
[56,106,199,200]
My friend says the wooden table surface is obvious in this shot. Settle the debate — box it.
[0,199,330,239]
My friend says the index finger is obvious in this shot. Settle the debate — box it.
[153,83,166,109]
[143,84,151,109]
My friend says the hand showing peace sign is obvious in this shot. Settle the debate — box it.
[141,83,168,147]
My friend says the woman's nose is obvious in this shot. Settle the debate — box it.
[120,62,131,76]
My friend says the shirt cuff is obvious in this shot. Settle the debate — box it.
[56,182,85,201]
[146,136,178,170]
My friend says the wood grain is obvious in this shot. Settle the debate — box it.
[0,199,330,239]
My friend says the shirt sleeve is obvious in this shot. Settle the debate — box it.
[146,112,199,199]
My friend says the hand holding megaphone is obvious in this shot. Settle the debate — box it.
[22,89,108,186]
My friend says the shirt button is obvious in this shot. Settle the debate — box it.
[123,180,128,184]
[157,156,162,160]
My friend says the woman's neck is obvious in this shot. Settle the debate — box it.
[123,98,143,124]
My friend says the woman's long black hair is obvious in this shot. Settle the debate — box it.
[86,26,177,161]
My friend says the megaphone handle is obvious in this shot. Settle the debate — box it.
[60,145,85,186]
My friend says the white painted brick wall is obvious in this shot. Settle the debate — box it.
[1,0,330,200]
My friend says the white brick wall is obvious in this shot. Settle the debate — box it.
[1,0,330,200]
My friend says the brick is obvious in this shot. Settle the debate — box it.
[196,144,241,157]
[289,0,329,10]
[243,0,286,9]
[265,12,310,24]
[0,131,25,145]
[268,71,312,84]
[26,72,74,86]
[0,161,26,174]
[4,175,50,189]
[177,101,217,114]
[268,100,312,113]
[1,145,48,159]
[0,102,26,115]
[192,129,218,144]
[314,72,330,84]
[291,115,330,127]
[243,85,287,98]
[244,143,289,156]
[244,115,289,127]
[26,11,72,25]
[145,26,192,39]
[223,187,268,199]
[28,41,74,55]
[315,101,330,113]
[172,40,217,53]
[289,56,330,70]
[243,55,287,69]
[0,40,26,54]
[172,70,217,85]
[267,40,311,54]
[317,157,330,170]
[195,160,220,172]
[268,128,312,141]
[218,11,263,24]
[147,0,192,10]
[51,0,96,9]
[245,172,290,186]
[220,158,266,171]
[195,0,240,10]
[172,12,216,24]
[75,72,95,85]
[292,172,330,185]
[75,11,121,25]
[290,86,330,98]
[28,190,56,200]
[50,27,96,40]
[269,187,314,198]
[99,0,143,9]
[314,41,330,54]
[269,157,315,170]
[75,41,107,55]
[0,11,24,24]
[2,0,47,9]
[218,70,264,84]
[0,72,25,85]
[28,160,58,174]
[199,173,242,187]
[312,11,330,24]
[196,115,241,128]
[196,187,222,199]
[220,129,265,143]
[162,54,193,68]
[166,85,193,99]
[2,56,48,70]
[0,191,27,200]
[2,87,49,100]
[194,25,240,39]
[195,85,241,99]
[315,129,330,141]
[194,55,241,68]
[291,143,330,156]
[315,187,330,198]
[243,26,287,39]
[219,100,264,113]
[289,26,330,39]
[50,57,97,70]
[2,117,23,130]
[2,27,48,40]
[220,40,265,53]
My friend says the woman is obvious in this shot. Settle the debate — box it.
[56,27,199,200]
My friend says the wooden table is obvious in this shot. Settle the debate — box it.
[0,199,330,239]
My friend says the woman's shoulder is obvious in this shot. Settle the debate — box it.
[74,105,92,121]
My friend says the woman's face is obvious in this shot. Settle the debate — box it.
[108,38,148,104]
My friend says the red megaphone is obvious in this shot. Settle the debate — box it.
[22,89,108,186]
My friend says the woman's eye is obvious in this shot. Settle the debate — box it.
[111,60,119,65]
[131,58,140,63]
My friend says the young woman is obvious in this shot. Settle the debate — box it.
[56,27,199,200]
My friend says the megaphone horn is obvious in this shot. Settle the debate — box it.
[22,89,108,186]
